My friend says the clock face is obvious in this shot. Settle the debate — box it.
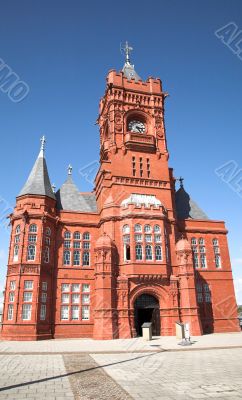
[128,120,146,134]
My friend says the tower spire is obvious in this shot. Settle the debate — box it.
[121,41,141,81]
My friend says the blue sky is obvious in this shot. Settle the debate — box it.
[0,0,241,304]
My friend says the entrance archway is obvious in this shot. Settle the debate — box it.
[134,294,160,336]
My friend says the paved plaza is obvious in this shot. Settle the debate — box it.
[0,333,241,399]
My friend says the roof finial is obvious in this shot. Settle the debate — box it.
[179,176,184,188]
[121,41,133,64]
[40,135,46,152]
[51,183,56,193]
[68,164,73,176]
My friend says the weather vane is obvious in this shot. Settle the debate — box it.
[120,41,133,64]
[68,164,73,175]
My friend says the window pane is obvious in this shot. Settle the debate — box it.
[29,224,37,233]
[72,294,80,304]
[61,294,70,304]
[71,305,79,320]
[154,225,161,233]
[28,235,37,243]
[74,241,81,249]
[82,284,90,293]
[144,225,151,233]
[61,306,69,320]
[41,293,47,303]
[44,247,50,263]
[135,245,142,260]
[122,225,130,234]
[15,225,21,234]
[82,294,90,304]
[200,255,207,268]
[7,304,14,320]
[45,227,51,236]
[73,250,80,266]
[13,245,19,261]
[63,250,71,265]
[24,280,33,290]
[64,231,71,239]
[23,292,33,302]
[72,284,80,292]
[215,255,221,268]
[82,305,90,320]
[22,304,32,320]
[83,251,90,266]
[197,293,203,303]
[123,235,130,244]
[145,235,152,242]
[83,242,90,249]
[74,231,81,240]
[40,304,46,320]
[10,281,16,290]
[191,238,197,245]
[154,235,161,243]
[135,234,142,242]
[42,282,47,291]
[83,232,90,240]
[145,245,152,260]
[155,245,162,261]
[134,224,142,232]
[9,292,15,302]
[27,245,36,261]
[198,238,204,245]
[61,284,70,292]
[64,240,71,248]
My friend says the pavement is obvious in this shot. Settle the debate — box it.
[0,332,241,399]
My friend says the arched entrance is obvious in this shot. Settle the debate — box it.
[134,294,160,336]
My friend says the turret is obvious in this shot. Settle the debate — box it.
[1,137,57,340]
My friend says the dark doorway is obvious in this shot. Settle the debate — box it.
[134,294,160,336]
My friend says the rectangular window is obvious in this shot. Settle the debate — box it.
[82,305,90,320]
[215,254,221,268]
[205,293,211,303]
[24,280,33,290]
[82,284,90,293]
[154,235,161,243]
[64,240,71,248]
[83,242,90,249]
[82,294,90,304]
[45,237,50,246]
[14,235,20,243]
[42,282,47,291]
[61,305,69,320]
[10,281,16,290]
[197,293,203,303]
[63,250,71,266]
[196,284,202,292]
[135,234,142,242]
[9,292,15,302]
[191,238,197,245]
[61,283,70,292]
[61,293,70,304]
[193,254,199,268]
[204,284,210,292]
[7,304,14,320]
[73,241,80,249]
[199,246,205,253]
[22,304,32,320]
[13,245,19,261]
[23,292,33,302]
[40,304,46,320]
[28,235,37,243]
[41,292,47,303]
[83,251,90,266]
[73,250,80,266]
[145,235,152,243]
[72,284,80,292]
[200,255,207,268]
[71,305,79,320]
[192,245,198,253]
[72,293,80,304]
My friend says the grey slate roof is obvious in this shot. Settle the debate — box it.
[122,62,141,81]
[56,176,97,213]
[175,186,209,220]
[18,149,55,200]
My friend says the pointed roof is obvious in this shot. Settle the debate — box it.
[175,183,209,221]
[56,166,97,212]
[18,136,56,200]
[121,41,141,81]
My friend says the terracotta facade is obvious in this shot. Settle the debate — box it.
[1,61,240,340]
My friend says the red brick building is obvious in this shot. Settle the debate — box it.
[1,45,240,340]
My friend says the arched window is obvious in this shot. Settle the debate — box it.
[64,231,71,239]
[74,231,81,240]
[43,247,49,263]
[45,227,51,236]
[198,237,204,245]
[27,245,36,261]
[134,224,142,233]
[15,225,21,234]
[83,232,90,240]
[63,250,71,266]
[83,251,90,266]
[13,244,19,262]
[145,245,152,260]
[122,225,130,234]
[155,245,162,261]
[135,244,142,260]
[191,237,197,245]
[29,224,37,233]
[144,224,151,233]
[73,250,80,266]
[154,225,161,233]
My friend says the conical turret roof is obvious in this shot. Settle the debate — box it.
[18,136,55,200]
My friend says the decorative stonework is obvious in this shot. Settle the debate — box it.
[121,193,162,207]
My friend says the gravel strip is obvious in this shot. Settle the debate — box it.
[63,354,133,400]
